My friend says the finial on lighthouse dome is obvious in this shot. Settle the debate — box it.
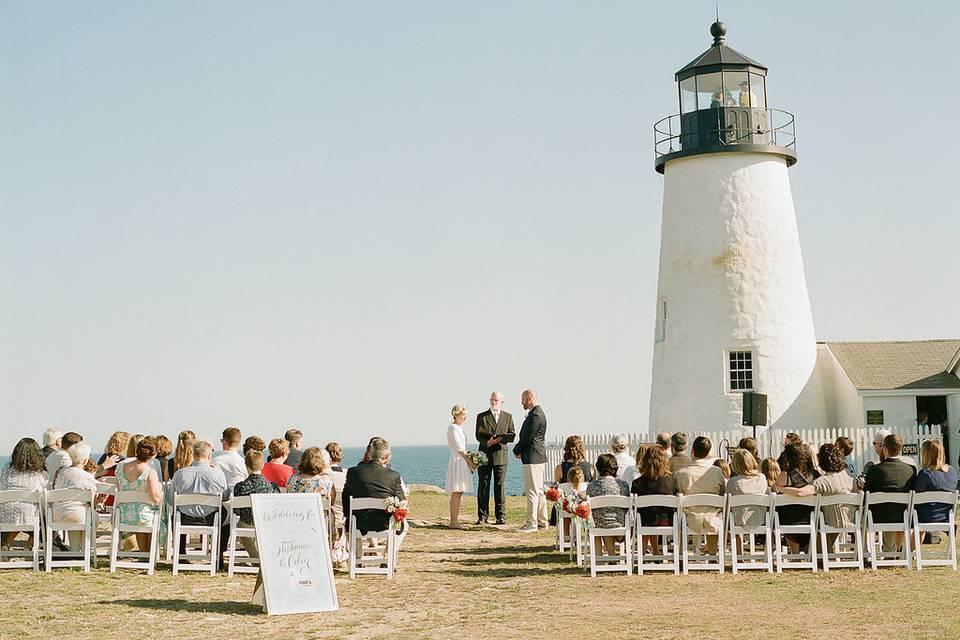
[710,20,727,45]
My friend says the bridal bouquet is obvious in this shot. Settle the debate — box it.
[384,496,410,523]
[466,451,488,468]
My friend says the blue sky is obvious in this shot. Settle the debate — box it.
[1,2,957,452]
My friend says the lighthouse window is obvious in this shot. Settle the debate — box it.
[749,73,766,109]
[728,350,754,392]
[680,77,697,114]
[697,72,724,109]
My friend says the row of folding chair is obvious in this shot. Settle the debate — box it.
[559,490,958,577]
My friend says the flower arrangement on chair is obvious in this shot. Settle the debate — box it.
[383,496,410,523]
[560,492,591,528]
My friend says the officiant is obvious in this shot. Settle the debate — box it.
[475,391,515,525]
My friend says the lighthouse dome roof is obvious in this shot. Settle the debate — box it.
[676,21,767,81]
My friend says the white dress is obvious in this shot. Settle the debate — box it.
[445,423,473,494]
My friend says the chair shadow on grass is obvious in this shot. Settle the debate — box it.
[100,598,262,616]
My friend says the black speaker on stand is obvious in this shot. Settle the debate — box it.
[742,392,768,439]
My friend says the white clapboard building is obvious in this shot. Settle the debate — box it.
[647,22,960,461]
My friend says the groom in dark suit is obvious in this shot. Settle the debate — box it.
[514,388,548,532]
[475,391,515,525]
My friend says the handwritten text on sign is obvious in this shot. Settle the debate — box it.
[251,493,339,615]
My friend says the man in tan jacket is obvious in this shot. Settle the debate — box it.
[675,435,725,554]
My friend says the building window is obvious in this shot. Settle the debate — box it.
[866,410,885,426]
[655,299,667,343]
[728,350,753,392]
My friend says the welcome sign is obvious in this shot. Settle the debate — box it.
[250,493,339,615]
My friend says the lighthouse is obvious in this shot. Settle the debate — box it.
[648,21,820,432]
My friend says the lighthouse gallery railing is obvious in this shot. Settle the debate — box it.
[654,107,796,161]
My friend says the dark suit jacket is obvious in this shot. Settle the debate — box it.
[342,460,405,533]
[513,405,547,464]
[864,457,917,523]
[475,409,516,466]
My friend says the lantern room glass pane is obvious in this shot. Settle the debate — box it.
[696,72,725,109]
[724,71,750,107]
[680,77,697,114]
[749,73,766,109]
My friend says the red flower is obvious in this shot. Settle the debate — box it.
[545,487,561,502]
[393,508,408,522]
[575,503,591,519]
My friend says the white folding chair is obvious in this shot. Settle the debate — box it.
[679,494,726,574]
[772,494,818,572]
[554,483,575,553]
[727,493,773,573]
[864,491,912,570]
[586,495,633,577]
[171,493,222,576]
[348,497,396,579]
[321,497,336,548]
[109,490,161,574]
[817,493,864,571]
[43,487,95,572]
[93,478,117,566]
[0,490,44,571]
[225,496,258,576]
[911,490,958,570]
[633,494,681,575]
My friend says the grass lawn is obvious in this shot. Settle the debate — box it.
[2,491,959,639]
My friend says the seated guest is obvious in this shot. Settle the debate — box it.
[914,439,957,524]
[284,428,305,470]
[117,437,163,552]
[212,426,247,488]
[610,434,634,481]
[47,431,82,481]
[170,430,196,478]
[262,439,295,489]
[776,432,802,468]
[857,429,891,489]
[669,432,693,475]
[232,450,278,544]
[864,433,916,553]
[835,436,857,477]
[50,442,98,551]
[779,443,856,549]
[675,436,726,554]
[655,432,672,457]
[586,453,631,557]
[94,431,129,478]
[554,435,594,485]
[243,435,266,456]
[42,427,63,459]
[154,435,173,482]
[287,447,336,502]
[566,465,588,494]
[342,438,405,534]
[0,438,48,548]
[773,441,817,554]
[168,438,230,558]
[760,457,781,489]
[631,445,676,556]
[623,443,651,486]
[725,449,768,529]
[737,437,760,464]
[713,458,731,480]
[326,442,348,533]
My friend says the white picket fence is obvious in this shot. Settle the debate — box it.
[543,425,941,483]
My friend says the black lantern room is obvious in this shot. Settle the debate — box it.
[654,22,797,173]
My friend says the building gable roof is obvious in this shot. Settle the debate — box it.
[825,340,960,391]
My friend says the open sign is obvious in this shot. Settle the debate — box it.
[902,443,918,456]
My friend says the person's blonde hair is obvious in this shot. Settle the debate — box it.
[567,465,585,486]
[126,434,145,458]
[731,449,759,477]
[174,430,196,471]
[920,439,948,472]
[154,435,173,458]
[760,457,781,487]
[269,438,290,459]
[103,431,131,457]
[451,404,468,420]
[713,458,731,479]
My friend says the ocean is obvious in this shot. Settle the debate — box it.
[0,445,527,497]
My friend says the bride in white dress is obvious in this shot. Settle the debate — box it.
[446,404,476,529]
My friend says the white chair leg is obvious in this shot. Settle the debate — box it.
[44,525,53,573]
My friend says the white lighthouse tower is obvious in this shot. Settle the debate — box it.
[649,21,820,432]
